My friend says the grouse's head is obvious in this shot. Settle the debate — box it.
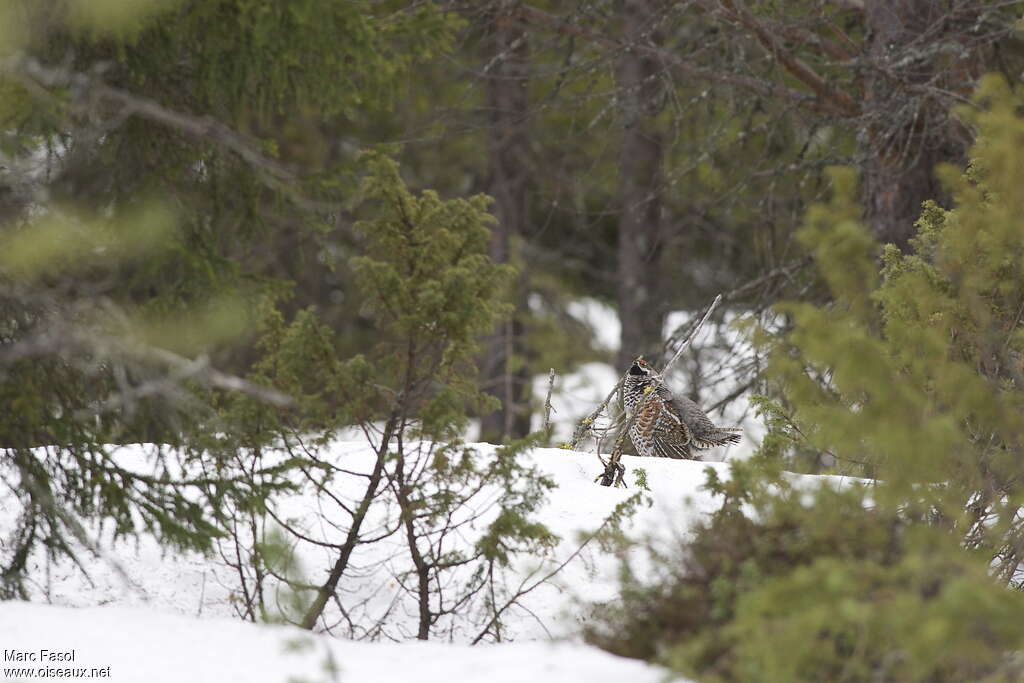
[628,356,652,377]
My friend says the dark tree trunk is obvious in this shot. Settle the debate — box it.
[480,10,532,443]
[616,0,665,370]
[859,0,975,250]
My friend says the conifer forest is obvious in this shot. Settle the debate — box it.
[5,2,1024,682]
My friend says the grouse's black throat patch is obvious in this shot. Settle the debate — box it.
[628,362,647,376]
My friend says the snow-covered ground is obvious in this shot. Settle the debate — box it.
[4,445,734,682]
[0,297,797,682]
[2,440,866,682]
[13,446,730,629]
[1,601,671,683]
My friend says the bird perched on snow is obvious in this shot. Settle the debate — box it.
[622,356,741,459]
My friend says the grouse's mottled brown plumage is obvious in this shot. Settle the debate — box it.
[623,357,741,459]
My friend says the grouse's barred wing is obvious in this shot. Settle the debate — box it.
[627,413,695,460]
[669,393,717,430]
[651,436,694,459]
[649,390,698,459]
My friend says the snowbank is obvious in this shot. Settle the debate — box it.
[0,601,680,683]
[4,442,862,682]
[14,446,732,637]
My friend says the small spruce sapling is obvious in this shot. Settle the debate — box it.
[220,154,558,640]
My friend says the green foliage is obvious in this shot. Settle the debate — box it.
[122,0,458,122]
[350,151,515,437]
[65,0,183,40]
[215,155,558,638]
[218,298,378,445]
[0,0,462,370]
[588,461,1024,682]
[224,152,514,441]
[588,77,1024,681]
[472,438,559,566]
[758,76,1024,550]
[0,0,458,598]
[725,547,1024,683]
[0,201,177,277]
[589,488,652,556]
[633,467,650,491]
[256,526,313,624]
[0,204,273,600]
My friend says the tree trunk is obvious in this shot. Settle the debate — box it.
[480,10,532,443]
[859,0,973,250]
[616,0,665,370]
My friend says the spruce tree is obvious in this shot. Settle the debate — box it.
[217,154,557,639]
[0,0,457,597]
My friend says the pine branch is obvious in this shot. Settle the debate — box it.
[1,56,337,212]
[708,0,860,116]
[513,4,840,114]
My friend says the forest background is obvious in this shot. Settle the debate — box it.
[5,1,1024,681]
[4,0,1018,443]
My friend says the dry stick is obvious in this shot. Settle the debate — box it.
[568,379,624,451]
[598,294,724,488]
[541,368,556,441]
[662,294,724,378]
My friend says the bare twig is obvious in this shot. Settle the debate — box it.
[661,295,723,379]
[541,368,556,440]
[569,379,625,451]
[469,490,645,645]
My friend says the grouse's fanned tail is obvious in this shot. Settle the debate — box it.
[692,428,742,449]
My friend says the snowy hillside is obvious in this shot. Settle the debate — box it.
[11,446,731,629]
[2,443,859,682]
[1,601,671,683]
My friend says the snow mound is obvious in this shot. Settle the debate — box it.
[4,443,862,682]
[0,601,681,683]
[12,445,862,638]
[16,446,733,636]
